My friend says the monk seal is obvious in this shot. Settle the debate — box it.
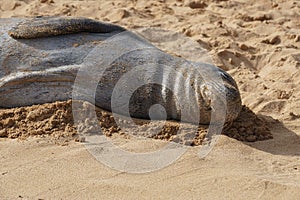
[0,16,242,126]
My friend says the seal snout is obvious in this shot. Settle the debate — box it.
[217,69,242,124]
[199,68,242,125]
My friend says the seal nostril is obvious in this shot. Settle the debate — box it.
[225,87,241,105]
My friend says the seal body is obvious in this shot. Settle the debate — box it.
[0,17,241,125]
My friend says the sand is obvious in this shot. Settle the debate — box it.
[0,0,300,199]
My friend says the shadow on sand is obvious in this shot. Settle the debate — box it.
[244,115,300,156]
[222,105,300,156]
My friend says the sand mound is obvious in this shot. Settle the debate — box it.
[0,101,76,143]
[0,100,272,145]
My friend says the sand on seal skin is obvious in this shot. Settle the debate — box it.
[0,0,300,199]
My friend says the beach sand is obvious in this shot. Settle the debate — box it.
[0,0,299,199]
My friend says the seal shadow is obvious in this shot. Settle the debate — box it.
[243,116,300,156]
[222,105,300,156]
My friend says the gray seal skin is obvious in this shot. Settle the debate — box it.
[0,16,242,125]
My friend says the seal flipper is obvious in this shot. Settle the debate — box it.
[8,16,126,39]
